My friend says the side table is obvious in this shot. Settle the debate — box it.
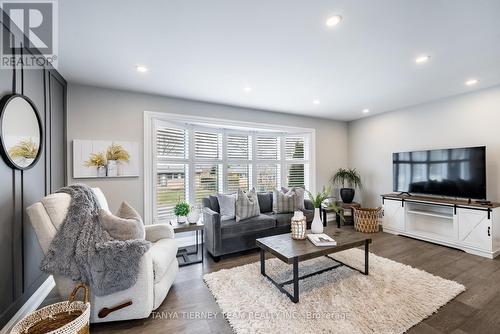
[169,221,204,267]
[321,201,361,228]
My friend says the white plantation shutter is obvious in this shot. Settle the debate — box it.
[156,163,187,220]
[257,136,279,160]
[150,119,312,222]
[195,131,222,159]
[286,136,305,160]
[227,134,251,160]
[256,164,279,192]
[195,164,220,203]
[227,164,250,192]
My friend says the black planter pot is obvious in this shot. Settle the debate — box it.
[340,188,355,203]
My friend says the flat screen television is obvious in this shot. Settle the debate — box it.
[393,146,486,199]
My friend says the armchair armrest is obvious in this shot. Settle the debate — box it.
[145,224,175,243]
[304,199,314,210]
[203,207,222,256]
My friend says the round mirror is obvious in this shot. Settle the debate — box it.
[0,94,43,170]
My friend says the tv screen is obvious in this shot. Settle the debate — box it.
[393,146,486,199]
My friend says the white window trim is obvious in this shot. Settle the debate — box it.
[144,111,316,225]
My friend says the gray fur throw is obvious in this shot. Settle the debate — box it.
[40,184,151,296]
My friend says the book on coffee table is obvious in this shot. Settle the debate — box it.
[307,233,337,246]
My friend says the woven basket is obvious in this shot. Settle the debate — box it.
[11,284,91,334]
[353,207,382,233]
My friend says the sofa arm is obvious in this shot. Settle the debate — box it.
[145,224,175,243]
[304,199,314,210]
[203,207,222,257]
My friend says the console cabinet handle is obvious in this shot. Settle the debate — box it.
[488,226,491,237]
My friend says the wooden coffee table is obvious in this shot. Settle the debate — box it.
[256,226,371,303]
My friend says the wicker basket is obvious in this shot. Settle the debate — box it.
[11,284,91,334]
[353,207,382,233]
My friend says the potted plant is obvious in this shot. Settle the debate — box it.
[174,201,190,224]
[326,201,346,226]
[106,143,130,176]
[84,152,107,177]
[332,168,362,203]
[306,186,331,234]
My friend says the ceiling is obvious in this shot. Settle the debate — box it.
[58,0,500,121]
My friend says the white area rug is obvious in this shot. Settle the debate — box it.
[203,248,465,334]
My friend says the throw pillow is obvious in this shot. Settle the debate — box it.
[235,188,260,222]
[273,189,298,213]
[217,193,237,221]
[282,186,305,210]
[99,202,145,240]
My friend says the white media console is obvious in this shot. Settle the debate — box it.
[382,194,500,259]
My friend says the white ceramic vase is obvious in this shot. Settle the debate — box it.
[107,160,118,177]
[187,208,200,224]
[311,207,323,234]
[177,216,187,224]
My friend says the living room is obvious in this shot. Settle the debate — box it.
[1,1,500,333]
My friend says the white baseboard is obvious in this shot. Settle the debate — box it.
[1,276,56,334]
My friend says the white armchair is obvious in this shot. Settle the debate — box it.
[26,188,178,323]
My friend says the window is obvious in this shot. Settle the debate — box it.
[146,114,314,222]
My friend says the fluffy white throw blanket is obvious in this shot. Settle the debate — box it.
[40,184,151,296]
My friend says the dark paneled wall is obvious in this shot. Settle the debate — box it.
[0,19,67,328]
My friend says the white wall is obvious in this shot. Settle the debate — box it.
[67,83,348,216]
[348,85,500,207]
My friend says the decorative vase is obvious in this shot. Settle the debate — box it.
[340,188,355,203]
[311,207,323,234]
[291,211,307,240]
[177,216,187,224]
[107,160,117,177]
[187,208,200,224]
[97,166,106,177]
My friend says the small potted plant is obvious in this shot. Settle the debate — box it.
[106,143,130,176]
[332,168,362,203]
[84,152,107,177]
[306,186,331,234]
[326,201,346,226]
[174,201,190,224]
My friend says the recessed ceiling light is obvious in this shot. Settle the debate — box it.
[313,99,320,105]
[243,85,252,93]
[362,108,370,114]
[136,65,148,73]
[415,55,430,64]
[326,15,342,27]
[465,79,479,86]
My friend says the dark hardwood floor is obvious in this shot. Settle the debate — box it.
[86,226,500,334]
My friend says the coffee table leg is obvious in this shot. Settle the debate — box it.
[292,257,299,303]
[364,239,369,275]
[260,248,265,275]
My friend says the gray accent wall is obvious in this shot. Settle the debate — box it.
[348,85,500,207]
[67,84,349,215]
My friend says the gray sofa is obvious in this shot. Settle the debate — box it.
[202,192,316,261]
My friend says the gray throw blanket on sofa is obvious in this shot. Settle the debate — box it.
[40,184,151,296]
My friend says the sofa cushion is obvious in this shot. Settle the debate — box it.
[267,212,293,227]
[99,202,145,240]
[282,187,305,210]
[92,188,110,212]
[208,195,220,213]
[257,192,273,213]
[150,238,178,283]
[221,214,276,238]
[273,189,297,213]
[235,188,260,222]
[217,193,237,221]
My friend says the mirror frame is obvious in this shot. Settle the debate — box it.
[0,94,44,170]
